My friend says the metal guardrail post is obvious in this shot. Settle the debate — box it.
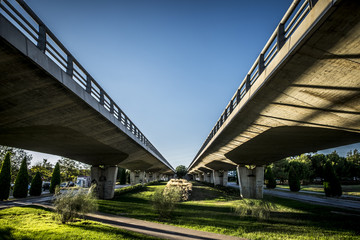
[308,0,318,9]
[86,75,92,93]
[258,54,265,74]
[245,74,251,91]
[109,101,114,114]
[37,24,46,53]
[66,55,73,76]
[277,23,285,50]
[99,89,105,106]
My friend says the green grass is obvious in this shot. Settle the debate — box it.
[277,184,360,196]
[0,206,160,240]
[98,182,360,240]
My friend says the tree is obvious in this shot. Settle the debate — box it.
[0,145,32,183]
[117,167,127,185]
[346,149,360,178]
[175,165,187,179]
[50,162,61,194]
[30,159,53,182]
[288,166,300,192]
[288,154,313,184]
[271,159,289,184]
[13,157,29,198]
[323,161,342,197]
[0,152,11,200]
[265,166,276,189]
[29,172,42,196]
[58,157,90,182]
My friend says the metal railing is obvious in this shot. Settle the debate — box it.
[190,0,318,168]
[0,0,172,170]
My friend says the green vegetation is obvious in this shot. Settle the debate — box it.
[276,184,360,196]
[265,166,276,189]
[29,172,42,196]
[50,162,61,194]
[324,161,342,197]
[288,166,300,192]
[152,185,181,219]
[54,186,98,223]
[13,157,29,198]
[0,206,159,240]
[270,151,360,185]
[117,167,127,185]
[175,165,187,179]
[0,146,32,183]
[98,182,360,239]
[0,152,11,201]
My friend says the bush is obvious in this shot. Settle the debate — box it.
[288,166,300,192]
[29,172,42,196]
[118,168,126,185]
[54,185,98,224]
[234,199,277,220]
[50,162,61,194]
[114,181,160,197]
[152,186,181,219]
[323,161,342,197]
[0,152,11,200]
[13,157,29,198]
[265,167,276,189]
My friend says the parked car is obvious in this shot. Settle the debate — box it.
[42,182,50,191]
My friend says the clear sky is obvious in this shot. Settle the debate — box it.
[21,0,360,167]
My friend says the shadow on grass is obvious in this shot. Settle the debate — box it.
[0,227,17,240]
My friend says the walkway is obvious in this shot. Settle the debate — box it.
[227,182,360,212]
[0,194,244,240]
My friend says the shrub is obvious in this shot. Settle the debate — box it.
[50,162,61,194]
[118,168,126,185]
[166,179,192,201]
[13,157,29,198]
[0,152,11,200]
[234,199,277,220]
[54,185,98,224]
[152,186,181,219]
[323,161,342,197]
[265,167,276,189]
[29,172,42,196]
[288,166,300,192]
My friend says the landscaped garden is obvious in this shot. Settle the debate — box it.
[98,181,360,240]
[0,206,160,240]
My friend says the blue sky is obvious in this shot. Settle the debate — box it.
[21,0,360,167]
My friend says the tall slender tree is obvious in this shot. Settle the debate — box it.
[323,161,342,197]
[265,166,276,189]
[288,166,300,192]
[13,157,29,198]
[30,172,42,196]
[0,152,11,200]
[50,162,61,194]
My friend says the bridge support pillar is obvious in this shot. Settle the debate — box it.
[200,173,205,182]
[213,170,228,186]
[91,165,118,199]
[130,171,145,185]
[236,166,264,199]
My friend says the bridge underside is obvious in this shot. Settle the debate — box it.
[0,24,172,174]
[190,0,360,173]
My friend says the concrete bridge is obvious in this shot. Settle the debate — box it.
[188,0,360,198]
[0,0,174,199]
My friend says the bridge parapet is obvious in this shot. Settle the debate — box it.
[0,0,172,171]
[189,0,320,170]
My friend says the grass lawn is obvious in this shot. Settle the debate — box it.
[98,182,360,240]
[277,184,360,196]
[0,206,160,240]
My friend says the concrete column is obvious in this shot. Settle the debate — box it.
[209,171,214,184]
[91,165,118,199]
[236,165,264,199]
[200,173,205,182]
[130,171,136,185]
[139,171,145,184]
[213,170,220,185]
[222,171,228,186]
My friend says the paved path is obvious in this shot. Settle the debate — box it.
[227,182,360,212]
[0,195,244,240]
